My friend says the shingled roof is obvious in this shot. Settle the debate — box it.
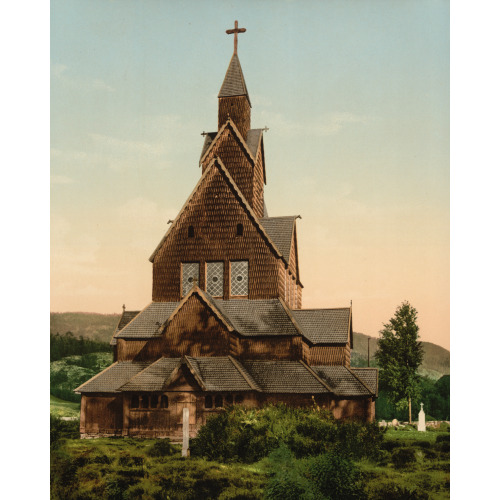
[200,128,263,164]
[215,299,300,337]
[259,216,299,263]
[186,356,256,392]
[312,366,374,397]
[119,358,181,392]
[218,53,251,105]
[292,308,351,344]
[241,360,330,393]
[110,310,141,345]
[351,368,378,396]
[75,361,150,393]
[115,302,179,339]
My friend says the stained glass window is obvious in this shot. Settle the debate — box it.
[231,261,248,296]
[206,262,224,296]
[182,262,199,296]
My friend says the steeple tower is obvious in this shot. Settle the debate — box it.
[218,21,251,140]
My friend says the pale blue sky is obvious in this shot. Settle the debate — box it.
[51,0,450,348]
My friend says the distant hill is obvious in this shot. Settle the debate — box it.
[50,312,120,343]
[352,332,450,380]
[50,312,450,380]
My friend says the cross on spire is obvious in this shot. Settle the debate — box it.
[226,20,246,55]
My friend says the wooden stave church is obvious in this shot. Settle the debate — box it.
[76,26,378,440]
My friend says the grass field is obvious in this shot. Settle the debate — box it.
[50,395,80,418]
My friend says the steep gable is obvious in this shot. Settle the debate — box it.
[151,158,285,301]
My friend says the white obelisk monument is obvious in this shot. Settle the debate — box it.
[418,402,426,432]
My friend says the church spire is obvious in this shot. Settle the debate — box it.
[218,21,251,138]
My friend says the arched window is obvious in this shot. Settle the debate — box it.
[131,395,139,409]
[236,223,243,236]
[161,395,169,409]
[150,395,158,409]
[225,395,233,406]
[205,395,213,409]
[188,225,194,238]
[215,395,223,408]
[235,394,243,404]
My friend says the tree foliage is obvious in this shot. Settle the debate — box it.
[375,302,424,417]
[50,331,111,361]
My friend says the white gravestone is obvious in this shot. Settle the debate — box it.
[418,402,426,432]
[182,407,190,457]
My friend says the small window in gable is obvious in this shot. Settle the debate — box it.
[236,223,243,236]
[230,261,248,296]
[182,262,200,296]
[188,225,194,238]
[206,262,224,297]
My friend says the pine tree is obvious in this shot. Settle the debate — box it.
[375,301,424,423]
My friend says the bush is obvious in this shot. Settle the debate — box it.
[50,414,80,446]
[146,439,176,457]
[191,404,384,463]
[435,434,450,443]
[436,441,450,453]
[305,452,367,500]
[369,482,430,500]
[391,447,416,469]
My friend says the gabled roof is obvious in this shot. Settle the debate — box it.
[119,357,182,392]
[199,118,255,167]
[110,310,141,345]
[200,128,263,165]
[311,366,375,397]
[241,360,330,394]
[215,299,300,337]
[185,356,257,392]
[292,308,351,344]
[115,302,179,339]
[218,53,251,105]
[74,361,150,393]
[259,216,300,264]
[149,157,284,263]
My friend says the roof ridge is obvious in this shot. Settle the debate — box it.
[299,360,337,394]
[260,215,301,220]
[117,357,165,391]
[293,307,351,312]
[345,366,375,396]
[228,356,262,392]
[183,356,207,391]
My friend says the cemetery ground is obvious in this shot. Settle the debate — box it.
[50,405,450,499]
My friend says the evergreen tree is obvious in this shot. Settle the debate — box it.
[375,301,424,423]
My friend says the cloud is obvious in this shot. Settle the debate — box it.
[255,110,369,137]
[51,62,114,92]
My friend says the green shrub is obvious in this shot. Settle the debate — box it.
[305,452,367,500]
[381,440,402,452]
[436,441,450,453]
[435,434,450,443]
[146,439,176,457]
[369,482,430,500]
[191,404,383,463]
[50,414,80,446]
[391,447,416,468]
[415,441,431,449]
